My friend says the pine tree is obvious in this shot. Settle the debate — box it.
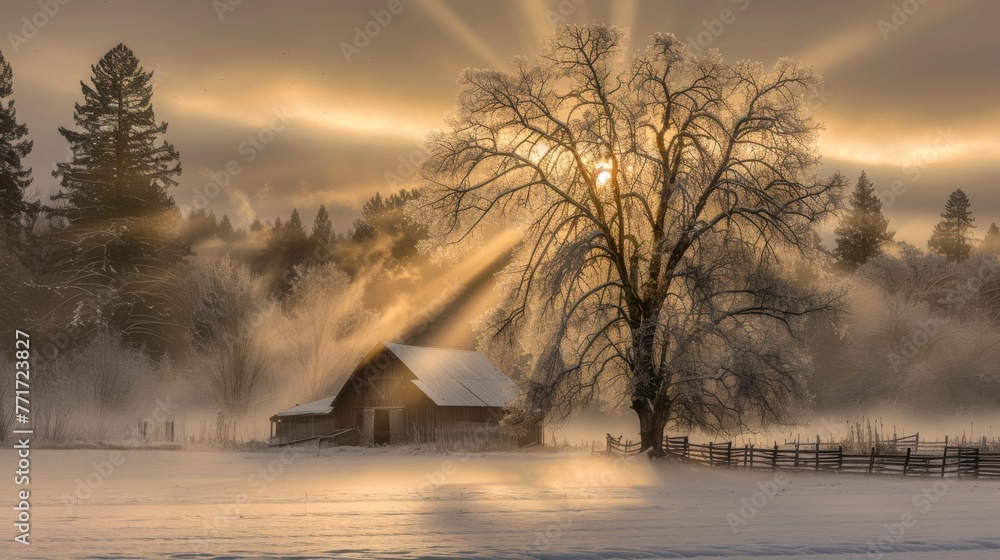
[286,208,306,240]
[46,44,187,355]
[249,216,263,232]
[0,49,33,247]
[0,50,35,328]
[51,44,181,227]
[310,204,333,245]
[928,189,975,262]
[980,223,1000,255]
[833,171,893,269]
[351,189,426,261]
[217,214,234,241]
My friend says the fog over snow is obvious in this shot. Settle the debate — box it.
[4,448,999,559]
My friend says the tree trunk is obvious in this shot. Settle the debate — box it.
[631,314,668,458]
[633,398,668,458]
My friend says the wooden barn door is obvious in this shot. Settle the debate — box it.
[389,408,404,444]
[374,410,391,445]
[361,408,374,446]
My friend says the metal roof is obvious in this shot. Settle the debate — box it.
[384,342,517,407]
[274,396,335,417]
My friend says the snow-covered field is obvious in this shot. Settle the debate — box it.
[4,446,1000,559]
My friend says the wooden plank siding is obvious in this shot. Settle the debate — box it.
[328,345,543,447]
[271,415,337,443]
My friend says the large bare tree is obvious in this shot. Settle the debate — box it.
[419,26,844,456]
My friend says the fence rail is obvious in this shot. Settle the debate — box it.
[605,433,1000,479]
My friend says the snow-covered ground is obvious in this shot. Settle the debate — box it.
[3,446,999,559]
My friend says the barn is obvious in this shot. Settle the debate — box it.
[268,342,543,448]
[268,396,338,445]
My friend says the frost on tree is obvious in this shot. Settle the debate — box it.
[419,25,844,456]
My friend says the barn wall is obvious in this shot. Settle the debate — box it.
[271,415,337,442]
[329,344,544,447]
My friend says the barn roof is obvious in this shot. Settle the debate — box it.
[273,396,335,417]
[383,342,517,407]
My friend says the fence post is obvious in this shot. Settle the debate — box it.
[868,446,876,475]
[749,444,754,468]
[772,443,778,470]
[727,441,733,467]
[941,439,948,478]
[794,442,800,469]
[709,443,714,467]
[838,445,843,471]
[903,447,911,476]
[683,436,689,459]
[815,435,820,472]
[974,448,980,478]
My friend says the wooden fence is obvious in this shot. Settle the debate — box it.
[605,433,1000,478]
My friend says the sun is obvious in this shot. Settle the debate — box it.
[594,161,613,187]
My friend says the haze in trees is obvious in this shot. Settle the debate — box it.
[217,214,235,241]
[0,49,33,247]
[979,223,1000,254]
[832,244,1000,412]
[257,208,312,295]
[276,263,375,401]
[419,25,845,455]
[0,49,36,332]
[45,43,188,356]
[189,256,274,433]
[834,171,894,270]
[928,189,975,262]
[310,204,333,246]
[352,188,427,264]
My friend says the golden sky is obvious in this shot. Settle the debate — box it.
[3,0,999,246]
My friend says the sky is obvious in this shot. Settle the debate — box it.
[2,0,999,247]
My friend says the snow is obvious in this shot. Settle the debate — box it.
[4,447,999,559]
[273,397,335,417]
[384,342,517,407]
